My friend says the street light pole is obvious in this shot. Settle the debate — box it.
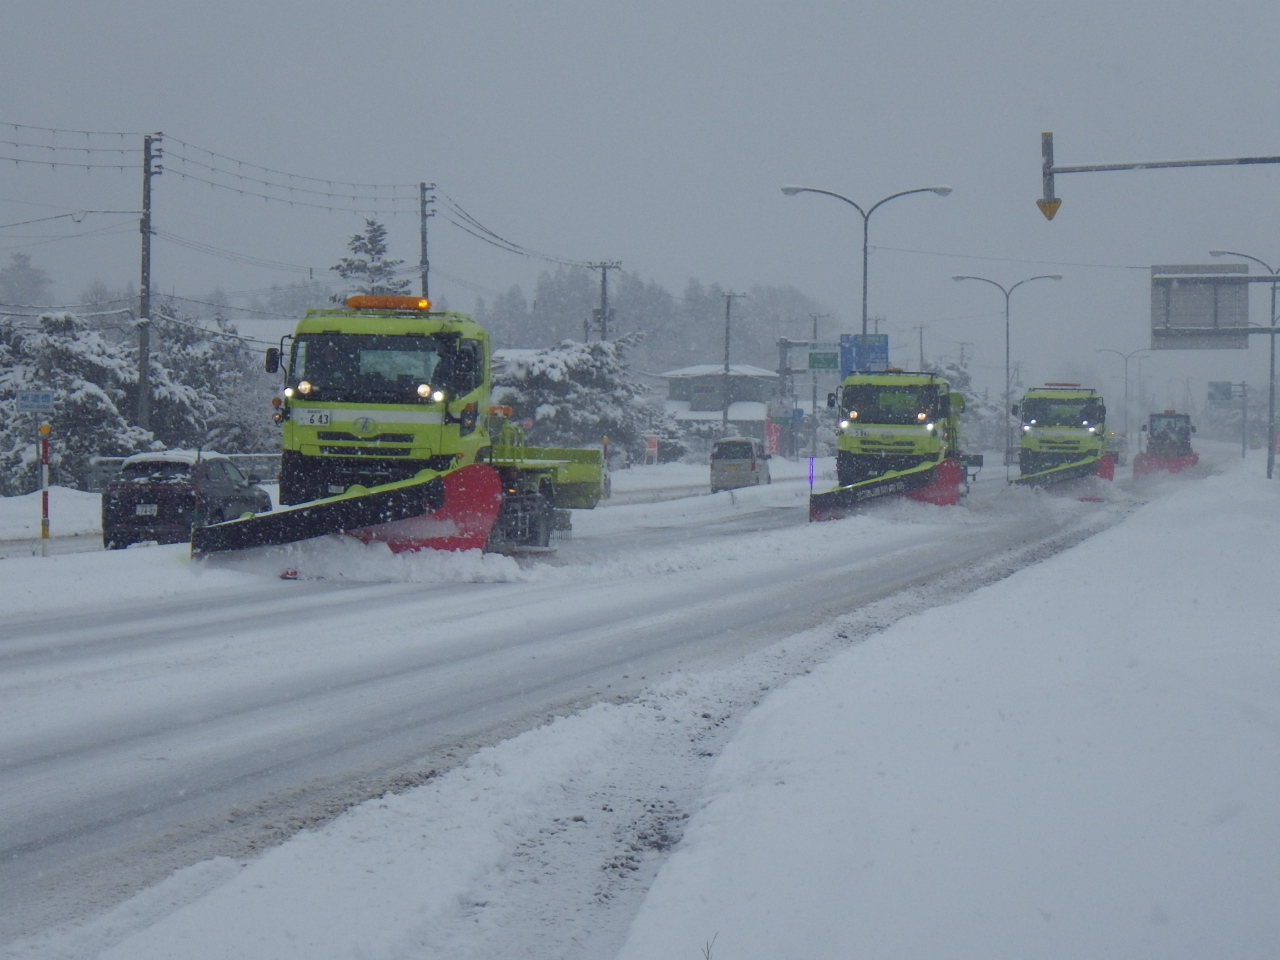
[1211,249,1277,479]
[952,274,1061,478]
[782,184,952,343]
[1096,348,1148,456]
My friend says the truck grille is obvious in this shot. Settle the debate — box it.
[316,432,414,443]
[320,446,413,457]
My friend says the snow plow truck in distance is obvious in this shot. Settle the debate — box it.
[190,296,605,557]
[810,370,983,521]
[1133,410,1198,476]
[1012,384,1114,485]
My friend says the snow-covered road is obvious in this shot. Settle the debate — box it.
[0,461,1134,949]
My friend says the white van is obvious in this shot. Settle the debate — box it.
[710,437,771,492]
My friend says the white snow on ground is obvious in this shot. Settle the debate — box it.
[0,486,100,539]
[616,455,1280,960]
[6,448,1276,959]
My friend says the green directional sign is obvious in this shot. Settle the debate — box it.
[808,342,839,370]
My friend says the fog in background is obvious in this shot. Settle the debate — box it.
[3,0,1279,413]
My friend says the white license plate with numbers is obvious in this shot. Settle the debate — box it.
[297,409,332,426]
[135,503,158,516]
[849,429,869,437]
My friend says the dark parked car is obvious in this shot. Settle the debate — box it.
[102,452,273,549]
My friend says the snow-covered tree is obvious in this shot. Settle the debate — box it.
[924,357,1005,454]
[492,335,654,454]
[148,300,279,453]
[329,219,410,300]
[0,313,151,494]
[0,253,54,306]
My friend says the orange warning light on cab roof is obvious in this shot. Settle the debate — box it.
[346,295,432,311]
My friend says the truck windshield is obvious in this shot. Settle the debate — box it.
[1149,415,1189,436]
[841,385,939,425]
[290,334,450,403]
[1022,398,1104,427]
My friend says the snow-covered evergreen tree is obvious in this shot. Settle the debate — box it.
[0,313,151,494]
[491,335,653,454]
[924,357,1005,454]
[0,253,54,306]
[329,220,410,300]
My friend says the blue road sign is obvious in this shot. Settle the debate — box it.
[839,335,890,376]
[17,390,54,413]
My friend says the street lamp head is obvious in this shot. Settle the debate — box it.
[929,186,953,196]
[951,275,966,281]
[780,185,805,196]
[1209,250,1227,258]
[1047,274,1063,281]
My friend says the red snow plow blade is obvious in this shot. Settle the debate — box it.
[810,458,964,521]
[191,463,503,557]
[350,463,503,553]
[1133,451,1199,477]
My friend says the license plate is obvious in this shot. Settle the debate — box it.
[850,429,869,437]
[297,409,331,426]
[135,503,158,516]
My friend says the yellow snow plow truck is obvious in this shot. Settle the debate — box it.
[810,370,983,520]
[191,296,605,556]
[1012,384,1114,485]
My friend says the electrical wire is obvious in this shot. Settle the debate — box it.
[870,244,1148,271]
[0,210,139,230]
[0,219,136,253]
[155,229,315,274]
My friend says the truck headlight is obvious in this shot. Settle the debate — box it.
[297,381,313,395]
[1088,426,1097,433]
[432,389,445,403]
[417,383,433,398]
[839,420,850,429]
[1022,425,1031,432]
[925,422,935,431]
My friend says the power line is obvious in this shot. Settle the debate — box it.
[0,210,139,230]
[870,244,1147,271]
[155,229,315,274]
[1,121,145,138]
[0,154,141,170]
[0,219,135,253]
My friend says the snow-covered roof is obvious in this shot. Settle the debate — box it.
[664,400,768,422]
[121,450,229,466]
[659,364,778,379]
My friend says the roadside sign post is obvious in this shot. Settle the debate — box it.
[39,424,51,556]
[17,393,56,557]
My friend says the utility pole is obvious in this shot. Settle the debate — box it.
[137,133,163,430]
[722,292,747,435]
[419,182,435,300]
[810,313,831,457]
[588,261,621,340]
[912,324,926,370]
[1241,382,1249,458]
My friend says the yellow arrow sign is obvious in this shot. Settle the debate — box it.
[1036,198,1062,220]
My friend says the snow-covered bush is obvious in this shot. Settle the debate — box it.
[492,336,654,455]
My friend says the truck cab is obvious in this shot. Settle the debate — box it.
[1014,384,1107,478]
[829,371,961,487]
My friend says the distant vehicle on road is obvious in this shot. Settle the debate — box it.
[1134,410,1198,476]
[710,437,771,492]
[102,451,273,549]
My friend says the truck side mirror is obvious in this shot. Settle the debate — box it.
[1010,404,1019,416]
[1099,406,1107,418]
[827,393,836,408]
[1191,425,1197,433]
[1140,424,1147,432]
[265,348,280,374]
[938,395,951,417]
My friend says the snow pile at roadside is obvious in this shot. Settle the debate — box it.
[616,458,1280,960]
[0,486,100,540]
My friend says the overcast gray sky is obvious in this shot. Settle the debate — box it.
[4,0,1279,408]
